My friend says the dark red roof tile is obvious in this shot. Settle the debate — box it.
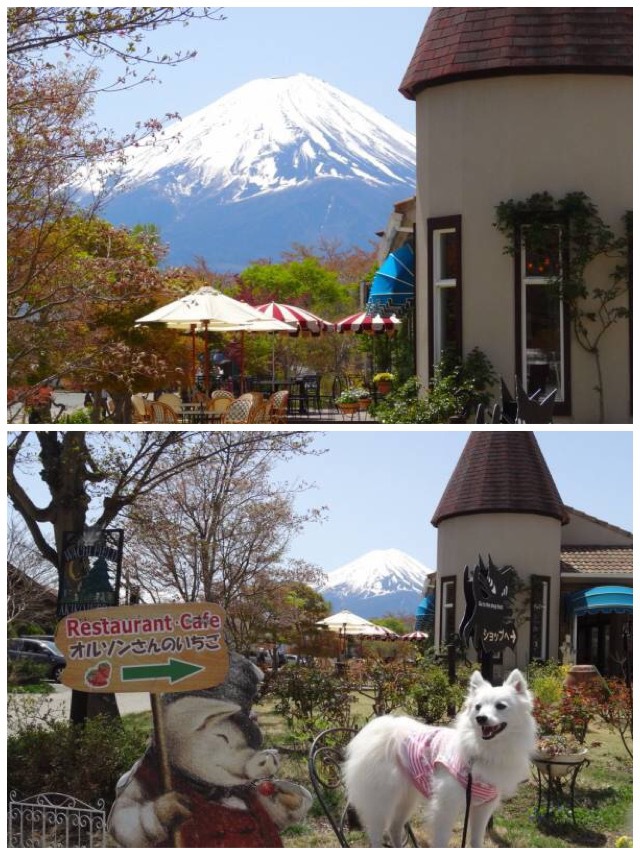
[400,8,632,100]
[431,432,569,527]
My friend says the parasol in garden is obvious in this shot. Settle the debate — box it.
[255,302,335,336]
[255,302,335,389]
[335,310,401,335]
[315,610,382,634]
[135,287,294,391]
[400,631,429,641]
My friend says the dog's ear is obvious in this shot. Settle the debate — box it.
[504,669,528,694]
[469,670,488,692]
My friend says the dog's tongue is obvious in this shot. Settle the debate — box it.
[481,723,506,739]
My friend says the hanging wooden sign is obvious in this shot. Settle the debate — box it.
[55,602,228,694]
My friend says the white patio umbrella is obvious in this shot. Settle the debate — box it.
[316,610,395,656]
[315,609,382,634]
[135,286,294,391]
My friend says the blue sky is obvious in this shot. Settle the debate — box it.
[9,429,632,583]
[87,7,429,137]
[270,429,634,576]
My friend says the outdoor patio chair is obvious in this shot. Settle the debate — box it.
[206,396,234,421]
[267,390,289,423]
[147,400,179,423]
[131,395,150,423]
[308,727,418,848]
[157,392,182,416]
[221,394,255,424]
[301,374,322,418]
[247,392,268,423]
[211,389,235,401]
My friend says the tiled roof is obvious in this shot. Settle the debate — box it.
[431,432,569,527]
[400,7,633,100]
[564,505,633,540]
[561,546,633,575]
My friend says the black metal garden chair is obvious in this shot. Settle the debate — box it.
[308,727,418,848]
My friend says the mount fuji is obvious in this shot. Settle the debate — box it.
[80,74,416,269]
[319,548,433,619]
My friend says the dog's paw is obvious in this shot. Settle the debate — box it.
[153,791,192,829]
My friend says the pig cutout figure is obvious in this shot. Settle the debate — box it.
[108,653,312,847]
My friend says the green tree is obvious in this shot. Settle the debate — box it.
[7,430,319,721]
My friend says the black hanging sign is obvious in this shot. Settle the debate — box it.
[57,528,124,617]
[459,554,518,653]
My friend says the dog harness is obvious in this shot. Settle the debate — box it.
[400,727,498,804]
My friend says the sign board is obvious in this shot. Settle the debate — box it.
[55,603,228,694]
[58,529,124,617]
[459,555,518,654]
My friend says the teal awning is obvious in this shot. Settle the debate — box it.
[566,585,632,617]
[367,243,415,311]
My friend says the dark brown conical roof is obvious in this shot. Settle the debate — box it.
[431,432,569,527]
[400,7,632,100]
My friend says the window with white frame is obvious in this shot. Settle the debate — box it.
[529,575,550,661]
[429,216,461,366]
[521,226,565,402]
[440,576,457,647]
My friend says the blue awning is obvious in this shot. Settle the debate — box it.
[367,243,415,311]
[566,585,632,617]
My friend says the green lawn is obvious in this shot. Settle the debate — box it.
[118,695,632,848]
[252,697,632,849]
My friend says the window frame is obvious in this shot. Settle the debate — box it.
[439,574,457,648]
[529,574,551,662]
[428,215,462,373]
[514,219,571,416]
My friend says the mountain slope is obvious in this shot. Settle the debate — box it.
[82,74,416,269]
[320,549,433,619]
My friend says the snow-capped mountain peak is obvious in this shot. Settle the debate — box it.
[82,73,416,203]
[320,549,433,619]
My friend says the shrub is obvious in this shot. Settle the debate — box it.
[8,658,50,687]
[8,715,149,809]
[373,348,497,424]
[264,665,357,745]
[356,658,416,717]
[406,660,467,724]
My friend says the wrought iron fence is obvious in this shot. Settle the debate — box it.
[8,791,106,848]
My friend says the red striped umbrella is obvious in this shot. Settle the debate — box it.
[400,631,429,641]
[335,311,401,335]
[255,302,335,336]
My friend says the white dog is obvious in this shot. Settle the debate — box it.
[343,669,536,847]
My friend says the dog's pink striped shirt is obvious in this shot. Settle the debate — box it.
[399,727,498,803]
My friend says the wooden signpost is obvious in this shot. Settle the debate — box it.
[55,603,229,847]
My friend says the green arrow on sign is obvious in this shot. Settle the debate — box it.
[121,658,205,685]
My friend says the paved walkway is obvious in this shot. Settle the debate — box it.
[9,684,151,732]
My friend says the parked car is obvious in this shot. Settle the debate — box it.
[8,637,66,681]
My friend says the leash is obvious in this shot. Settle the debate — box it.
[461,770,472,847]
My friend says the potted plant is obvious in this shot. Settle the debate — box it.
[373,372,395,395]
[335,389,361,416]
[352,387,372,411]
[532,733,588,779]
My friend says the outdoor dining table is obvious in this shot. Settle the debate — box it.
[179,402,223,424]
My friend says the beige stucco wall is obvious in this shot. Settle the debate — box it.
[435,512,562,674]
[414,73,632,423]
[562,510,633,547]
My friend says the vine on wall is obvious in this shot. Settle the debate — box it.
[494,191,631,422]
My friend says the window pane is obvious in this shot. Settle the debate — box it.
[525,284,562,398]
[524,227,560,278]
[439,231,459,280]
[438,286,458,353]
